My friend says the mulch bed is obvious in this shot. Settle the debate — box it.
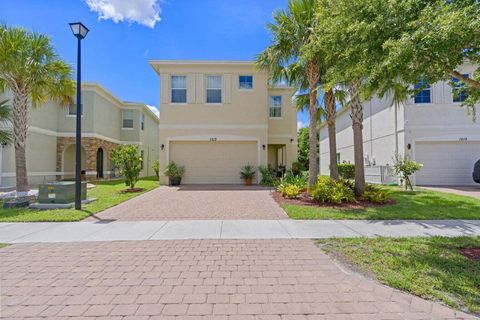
[460,248,480,261]
[119,187,145,193]
[271,191,395,209]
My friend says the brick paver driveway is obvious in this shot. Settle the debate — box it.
[1,239,474,319]
[87,185,287,221]
[422,186,480,200]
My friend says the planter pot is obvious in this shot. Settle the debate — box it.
[244,178,253,186]
[169,177,182,186]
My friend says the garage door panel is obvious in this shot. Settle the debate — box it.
[415,141,480,186]
[170,141,257,184]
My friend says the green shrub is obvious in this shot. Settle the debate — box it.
[240,165,256,180]
[338,163,355,179]
[393,154,423,191]
[164,161,185,178]
[258,165,277,186]
[363,184,391,204]
[152,160,160,179]
[310,176,355,204]
[278,183,301,199]
[279,170,308,190]
[111,144,142,189]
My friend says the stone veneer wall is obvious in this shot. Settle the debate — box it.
[56,137,118,179]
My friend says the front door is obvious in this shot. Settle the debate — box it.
[96,148,104,178]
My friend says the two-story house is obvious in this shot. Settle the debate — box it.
[0,83,159,188]
[319,63,480,186]
[150,60,298,184]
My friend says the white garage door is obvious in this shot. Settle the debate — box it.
[169,141,258,184]
[415,141,480,186]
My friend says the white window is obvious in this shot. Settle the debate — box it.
[171,75,187,103]
[206,75,222,103]
[68,103,82,116]
[414,79,431,104]
[452,74,469,102]
[122,110,134,129]
[239,75,253,90]
[269,96,282,118]
[141,113,145,131]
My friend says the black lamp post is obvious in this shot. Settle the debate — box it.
[69,22,89,210]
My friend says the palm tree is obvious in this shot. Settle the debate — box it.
[323,88,338,179]
[256,0,321,190]
[0,99,12,145]
[349,80,366,195]
[0,25,74,192]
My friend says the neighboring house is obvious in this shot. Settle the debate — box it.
[0,83,159,188]
[319,63,480,186]
[150,60,298,184]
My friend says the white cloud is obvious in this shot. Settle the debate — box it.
[297,121,308,130]
[147,105,159,117]
[85,0,162,28]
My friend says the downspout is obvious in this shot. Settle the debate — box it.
[0,145,3,186]
[369,101,373,163]
[394,101,399,156]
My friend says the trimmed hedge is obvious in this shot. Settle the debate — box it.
[338,163,355,179]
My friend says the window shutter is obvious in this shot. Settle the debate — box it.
[161,73,170,104]
[187,74,196,103]
[196,74,204,103]
[224,74,232,103]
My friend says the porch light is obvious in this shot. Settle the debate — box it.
[262,144,266,150]
[69,22,89,39]
[161,144,165,150]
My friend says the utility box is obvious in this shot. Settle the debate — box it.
[38,181,87,204]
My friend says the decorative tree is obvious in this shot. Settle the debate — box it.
[393,154,423,191]
[0,25,74,192]
[111,145,143,190]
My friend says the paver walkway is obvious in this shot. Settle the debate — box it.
[1,239,476,319]
[85,185,287,221]
[1,220,479,243]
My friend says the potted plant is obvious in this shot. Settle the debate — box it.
[240,165,256,186]
[164,162,185,186]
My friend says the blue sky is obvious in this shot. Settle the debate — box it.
[0,0,309,127]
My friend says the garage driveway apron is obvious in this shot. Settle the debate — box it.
[85,185,288,221]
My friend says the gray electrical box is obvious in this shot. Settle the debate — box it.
[38,181,87,204]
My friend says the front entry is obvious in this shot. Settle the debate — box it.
[96,148,104,178]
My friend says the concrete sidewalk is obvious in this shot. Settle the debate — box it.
[1,219,479,243]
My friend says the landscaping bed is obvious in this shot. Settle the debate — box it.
[281,186,480,220]
[0,177,158,222]
[317,237,480,315]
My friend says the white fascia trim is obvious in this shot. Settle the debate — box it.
[1,170,114,178]
[407,124,480,131]
[268,134,294,139]
[28,126,141,145]
[414,134,480,142]
[159,124,268,130]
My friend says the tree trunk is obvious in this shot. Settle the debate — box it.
[324,89,339,180]
[449,70,480,90]
[12,87,29,192]
[306,61,320,191]
[349,81,365,196]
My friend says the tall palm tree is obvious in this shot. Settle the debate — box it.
[323,88,338,179]
[349,80,366,195]
[0,99,12,145]
[0,25,74,192]
[256,0,321,190]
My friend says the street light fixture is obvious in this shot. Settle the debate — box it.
[69,22,89,210]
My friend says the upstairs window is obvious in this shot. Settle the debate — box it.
[171,75,187,103]
[239,75,253,90]
[206,75,222,103]
[122,110,134,129]
[269,96,282,118]
[68,103,82,116]
[414,80,431,104]
[141,113,145,131]
[453,74,469,102]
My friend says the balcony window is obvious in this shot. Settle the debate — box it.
[269,96,282,118]
[206,75,222,103]
[453,74,469,102]
[68,103,82,116]
[171,75,187,103]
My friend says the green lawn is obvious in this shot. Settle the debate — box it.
[284,187,480,220]
[317,237,480,315]
[0,177,159,222]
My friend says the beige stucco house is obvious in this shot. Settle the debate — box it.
[319,63,480,186]
[0,83,159,188]
[150,60,298,184]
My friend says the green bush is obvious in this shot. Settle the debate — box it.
[393,154,423,191]
[164,161,185,178]
[310,176,355,204]
[280,170,308,190]
[258,165,277,186]
[240,164,256,180]
[363,184,391,204]
[111,144,142,189]
[338,163,355,179]
[152,160,160,179]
